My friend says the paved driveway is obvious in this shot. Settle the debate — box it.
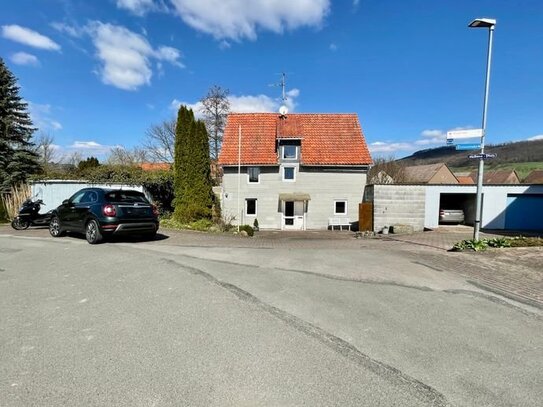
[1,228,542,406]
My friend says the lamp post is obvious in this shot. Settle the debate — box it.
[469,18,496,241]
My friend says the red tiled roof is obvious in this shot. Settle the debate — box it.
[218,113,372,166]
[140,162,171,171]
[457,175,475,185]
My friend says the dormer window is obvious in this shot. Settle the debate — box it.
[282,145,298,160]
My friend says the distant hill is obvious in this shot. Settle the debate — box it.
[399,139,543,179]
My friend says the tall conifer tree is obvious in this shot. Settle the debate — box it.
[0,58,40,191]
[173,105,214,222]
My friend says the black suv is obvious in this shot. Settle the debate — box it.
[49,188,159,244]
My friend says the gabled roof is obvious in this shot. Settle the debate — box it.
[523,170,543,184]
[456,175,475,185]
[218,113,372,166]
[469,170,520,184]
[403,163,456,183]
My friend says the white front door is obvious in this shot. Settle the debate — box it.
[283,201,305,230]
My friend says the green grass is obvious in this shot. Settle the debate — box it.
[451,161,543,180]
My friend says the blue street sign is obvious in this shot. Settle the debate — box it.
[456,143,481,151]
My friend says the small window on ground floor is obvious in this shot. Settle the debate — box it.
[334,200,347,215]
[246,198,257,216]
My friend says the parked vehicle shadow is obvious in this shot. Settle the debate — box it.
[64,232,169,244]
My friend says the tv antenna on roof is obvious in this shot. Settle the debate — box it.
[269,72,288,115]
[269,72,287,103]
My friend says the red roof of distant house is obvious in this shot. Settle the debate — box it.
[469,170,520,184]
[523,170,543,184]
[218,113,373,166]
[140,162,171,171]
[457,175,475,185]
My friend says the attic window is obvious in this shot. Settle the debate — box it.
[283,145,297,160]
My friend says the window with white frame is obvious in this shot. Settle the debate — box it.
[283,166,296,181]
[246,198,257,216]
[282,145,298,160]
[248,167,260,183]
[334,200,347,215]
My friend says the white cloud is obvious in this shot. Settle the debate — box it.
[329,43,337,51]
[527,134,543,141]
[28,102,63,131]
[87,22,183,91]
[116,0,162,16]
[368,141,414,154]
[169,0,330,41]
[10,52,39,66]
[420,129,444,138]
[171,88,301,116]
[50,22,84,38]
[1,25,60,51]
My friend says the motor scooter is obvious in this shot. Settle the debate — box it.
[11,198,53,230]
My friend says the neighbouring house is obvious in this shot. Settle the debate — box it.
[455,174,475,185]
[402,163,458,184]
[217,112,372,230]
[140,162,172,171]
[469,169,520,184]
[523,170,543,184]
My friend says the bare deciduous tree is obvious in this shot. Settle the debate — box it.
[143,118,176,163]
[34,132,58,170]
[107,146,148,166]
[368,156,406,184]
[201,85,230,161]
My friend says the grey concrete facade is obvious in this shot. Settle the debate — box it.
[365,185,427,232]
[221,166,367,230]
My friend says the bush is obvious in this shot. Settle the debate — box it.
[452,236,542,251]
[238,224,254,237]
[1,183,31,221]
[0,198,7,223]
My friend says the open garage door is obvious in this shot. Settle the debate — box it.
[505,195,543,231]
[439,193,477,225]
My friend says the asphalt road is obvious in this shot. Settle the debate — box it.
[1,234,542,406]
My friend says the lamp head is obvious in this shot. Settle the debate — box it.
[469,18,496,28]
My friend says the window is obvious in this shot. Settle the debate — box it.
[334,200,347,215]
[248,167,260,183]
[246,198,257,216]
[282,145,297,160]
[283,167,296,181]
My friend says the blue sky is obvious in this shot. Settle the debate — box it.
[1,0,542,160]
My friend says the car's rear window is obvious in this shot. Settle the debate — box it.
[105,191,148,204]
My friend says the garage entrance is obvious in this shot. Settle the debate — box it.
[505,195,543,231]
[439,193,477,225]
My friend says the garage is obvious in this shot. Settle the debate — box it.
[505,194,543,231]
[438,193,476,225]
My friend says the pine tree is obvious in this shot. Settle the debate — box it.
[173,105,214,222]
[0,58,40,192]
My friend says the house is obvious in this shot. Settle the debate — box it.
[402,163,458,184]
[217,112,372,230]
[523,170,543,184]
[469,169,520,184]
[140,162,171,171]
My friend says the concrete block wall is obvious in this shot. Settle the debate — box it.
[372,185,426,232]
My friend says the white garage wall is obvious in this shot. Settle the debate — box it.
[31,180,148,214]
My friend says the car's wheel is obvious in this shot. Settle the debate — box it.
[49,216,65,237]
[11,217,30,230]
[85,219,103,244]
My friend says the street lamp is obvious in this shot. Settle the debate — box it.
[469,17,496,241]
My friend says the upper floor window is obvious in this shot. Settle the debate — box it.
[282,145,298,160]
[248,167,260,183]
[283,167,296,182]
